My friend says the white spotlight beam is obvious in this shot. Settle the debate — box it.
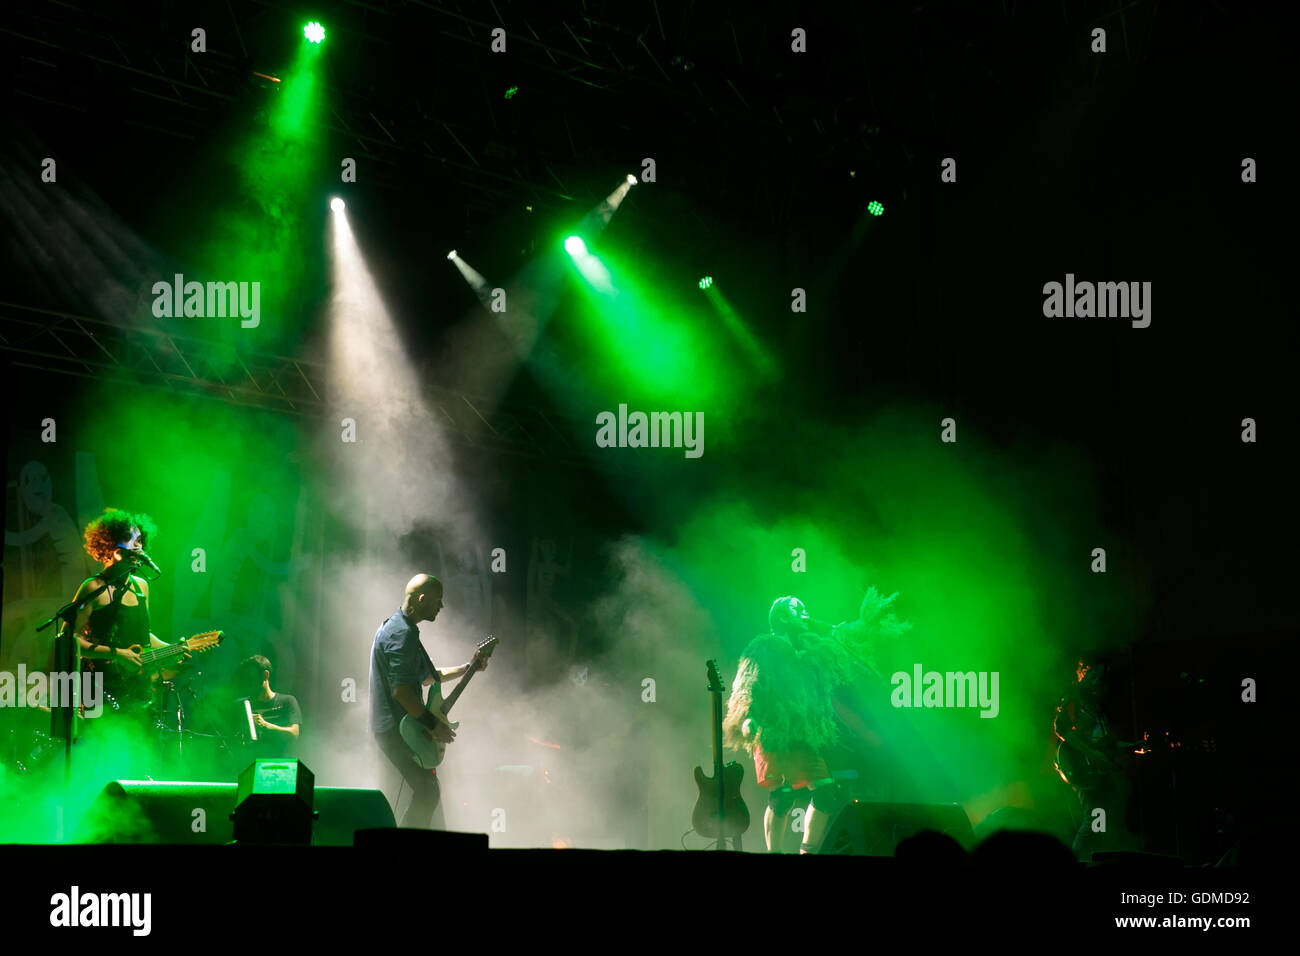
[594,175,637,228]
[327,206,480,543]
[449,253,491,305]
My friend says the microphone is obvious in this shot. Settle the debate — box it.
[117,546,161,575]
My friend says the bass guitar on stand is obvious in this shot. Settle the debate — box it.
[692,659,749,850]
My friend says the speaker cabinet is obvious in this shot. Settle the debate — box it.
[76,779,395,844]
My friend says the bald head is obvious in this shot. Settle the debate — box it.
[402,573,443,623]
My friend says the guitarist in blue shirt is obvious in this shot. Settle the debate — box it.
[369,574,486,828]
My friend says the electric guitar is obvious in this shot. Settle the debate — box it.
[85,631,224,710]
[399,636,498,769]
[1055,734,1147,790]
[691,659,750,847]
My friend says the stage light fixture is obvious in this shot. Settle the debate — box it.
[867,201,884,216]
[232,759,317,845]
[626,174,637,186]
[447,250,457,260]
[564,236,586,255]
[330,197,345,212]
[304,22,326,44]
[505,86,519,100]
[699,276,713,290]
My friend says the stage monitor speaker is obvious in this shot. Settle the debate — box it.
[234,759,316,844]
[76,780,395,845]
[818,801,974,856]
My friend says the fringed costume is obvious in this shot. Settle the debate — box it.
[722,588,910,851]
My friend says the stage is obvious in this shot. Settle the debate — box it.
[1,1,1289,942]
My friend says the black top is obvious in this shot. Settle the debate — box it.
[85,578,150,650]
[84,578,150,704]
[245,692,303,759]
[1054,692,1110,747]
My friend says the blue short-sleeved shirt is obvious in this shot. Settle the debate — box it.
[369,608,436,734]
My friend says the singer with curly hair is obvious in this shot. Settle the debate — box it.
[71,508,186,717]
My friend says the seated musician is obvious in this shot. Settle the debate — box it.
[237,654,302,759]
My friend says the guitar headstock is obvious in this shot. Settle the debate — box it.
[473,635,499,661]
[706,659,725,694]
[186,631,224,654]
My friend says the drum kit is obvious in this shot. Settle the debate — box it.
[2,672,243,778]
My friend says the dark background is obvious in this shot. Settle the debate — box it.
[1,1,1291,861]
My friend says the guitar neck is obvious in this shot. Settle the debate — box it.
[138,642,186,668]
[710,690,724,773]
[440,666,478,716]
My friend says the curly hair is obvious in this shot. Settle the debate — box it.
[83,508,158,565]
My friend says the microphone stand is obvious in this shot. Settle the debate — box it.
[165,683,243,779]
[35,557,157,794]
[37,561,126,792]
[158,670,203,767]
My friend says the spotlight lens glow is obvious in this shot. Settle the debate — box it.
[330,197,345,212]
[564,236,586,255]
[305,22,325,44]
[447,250,457,260]
[626,174,637,186]
[867,200,884,216]
[699,276,713,289]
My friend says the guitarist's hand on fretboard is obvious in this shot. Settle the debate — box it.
[398,634,495,770]
[115,646,144,670]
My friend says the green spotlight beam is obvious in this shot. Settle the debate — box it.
[193,35,326,354]
[562,235,736,410]
[701,283,779,382]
